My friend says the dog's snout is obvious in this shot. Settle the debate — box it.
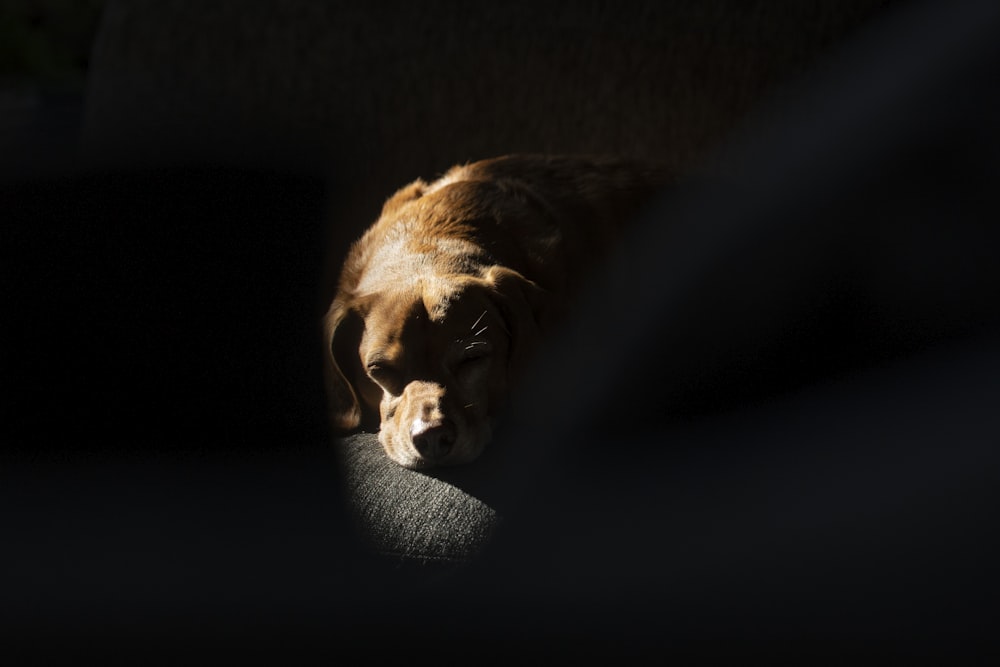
[411,418,456,462]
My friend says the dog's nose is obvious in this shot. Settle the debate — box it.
[411,419,456,463]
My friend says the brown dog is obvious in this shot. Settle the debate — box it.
[325,155,670,468]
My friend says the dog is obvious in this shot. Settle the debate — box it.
[325,155,671,468]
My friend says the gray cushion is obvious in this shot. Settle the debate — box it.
[339,433,498,564]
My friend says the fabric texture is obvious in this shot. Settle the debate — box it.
[340,433,498,564]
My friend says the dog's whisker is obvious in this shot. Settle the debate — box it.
[470,310,487,331]
[327,155,669,470]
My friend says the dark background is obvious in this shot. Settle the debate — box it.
[3,6,355,660]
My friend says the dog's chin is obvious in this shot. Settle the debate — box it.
[379,423,491,470]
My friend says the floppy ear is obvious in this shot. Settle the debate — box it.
[323,299,379,432]
[481,265,550,372]
[379,178,427,217]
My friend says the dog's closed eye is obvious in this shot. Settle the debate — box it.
[459,343,492,366]
[325,154,671,468]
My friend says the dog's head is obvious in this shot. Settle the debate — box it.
[326,154,668,467]
[326,265,544,469]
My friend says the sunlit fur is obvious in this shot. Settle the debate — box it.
[325,154,671,468]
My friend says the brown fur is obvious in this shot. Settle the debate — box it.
[325,155,671,468]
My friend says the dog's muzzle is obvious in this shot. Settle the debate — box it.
[410,416,457,464]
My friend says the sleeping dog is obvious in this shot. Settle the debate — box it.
[325,155,671,468]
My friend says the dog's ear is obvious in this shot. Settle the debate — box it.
[379,178,427,217]
[323,299,379,432]
[481,265,549,372]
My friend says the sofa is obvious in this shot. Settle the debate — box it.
[80,0,898,568]
[4,0,999,660]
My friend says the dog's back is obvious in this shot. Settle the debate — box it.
[352,155,673,298]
